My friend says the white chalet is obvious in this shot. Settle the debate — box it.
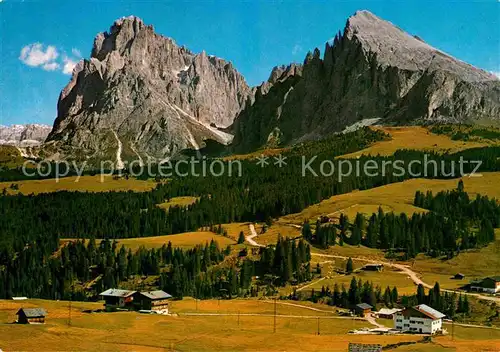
[394,304,445,334]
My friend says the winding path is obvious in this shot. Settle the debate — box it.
[247,225,499,305]
[297,277,326,292]
[246,224,265,247]
[311,253,499,304]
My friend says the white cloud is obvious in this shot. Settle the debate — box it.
[71,48,82,58]
[19,43,59,69]
[292,44,302,56]
[19,43,82,75]
[62,56,78,75]
[42,62,60,71]
[491,71,500,80]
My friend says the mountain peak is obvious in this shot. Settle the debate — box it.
[113,15,144,27]
[344,10,496,82]
[47,16,252,164]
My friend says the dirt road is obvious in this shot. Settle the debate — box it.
[246,224,265,247]
[311,253,500,304]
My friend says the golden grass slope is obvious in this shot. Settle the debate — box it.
[0,175,157,195]
[157,196,199,211]
[279,172,500,226]
[413,229,500,290]
[61,231,236,252]
[340,126,495,159]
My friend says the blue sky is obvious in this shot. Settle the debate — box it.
[0,1,499,126]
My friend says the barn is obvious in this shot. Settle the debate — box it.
[100,288,136,311]
[134,290,172,314]
[16,308,47,324]
[354,303,373,317]
[375,307,402,319]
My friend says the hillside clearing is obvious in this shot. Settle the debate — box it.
[412,229,500,288]
[0,175,157,195]
[61,231,237,251]
[157,196,199,211]
[339,126,495,159]
[294,269,422,296]
[279,173,500,226]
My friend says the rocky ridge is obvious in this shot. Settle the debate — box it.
[231,10,500,152]
[45,16,252,165]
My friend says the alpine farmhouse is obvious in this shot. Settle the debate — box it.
[394,304,445,334]
[100,288,172,313]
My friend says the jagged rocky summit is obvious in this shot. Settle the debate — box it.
[230,10,500,153]
[45,16,252,164]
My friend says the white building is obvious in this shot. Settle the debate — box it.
[394,304,445,334]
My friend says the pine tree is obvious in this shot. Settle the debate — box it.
[383,286,392,307]
[351,213,365,245]
[391,287,398,304]
[237,231,245,244]
[416,284,426,304]
[348,277,359,305]
[341,284,349,308]
[333,283,340,306]
[463,295,470,315]
[346,257,354,274]
[301,221,312,242]
[339,214,349,242]
[432,282,442,311]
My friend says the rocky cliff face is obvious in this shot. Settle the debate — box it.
[0,124,51,146]
[231,10,500,152]
[46,16,251,165]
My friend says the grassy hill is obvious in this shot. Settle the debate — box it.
[278,172,500,227]
[0,145,23,168]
